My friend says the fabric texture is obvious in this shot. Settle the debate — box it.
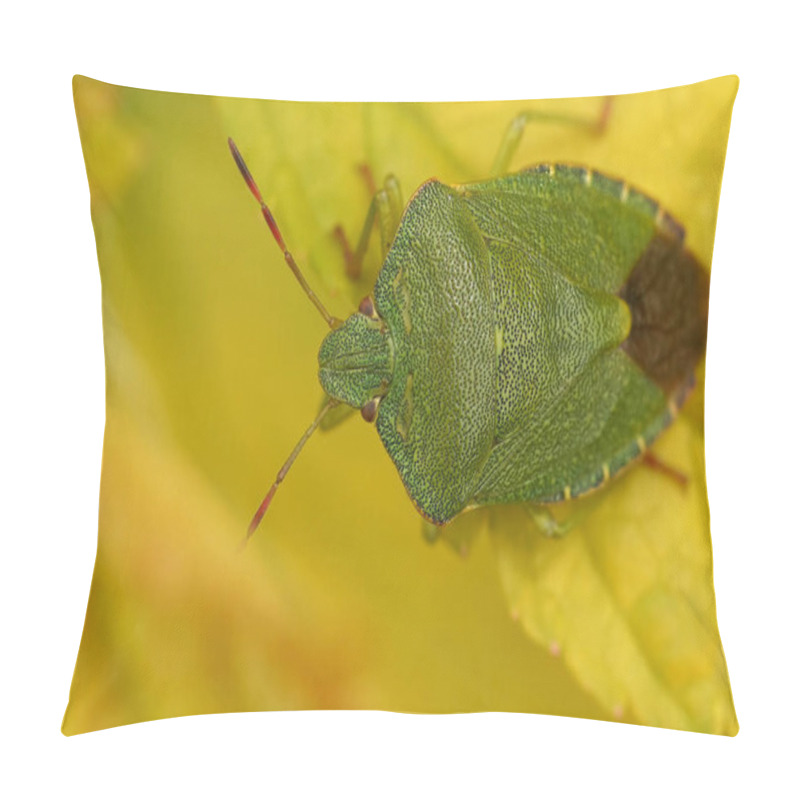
[64,76,738,735]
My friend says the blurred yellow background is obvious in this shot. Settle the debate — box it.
[64,76,738,735]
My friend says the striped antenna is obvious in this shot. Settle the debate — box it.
[243,398,340,544]
[229,138,338,329]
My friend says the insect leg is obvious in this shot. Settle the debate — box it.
[641,450,688,488]
[525,505,573,539]
[524,490,610,539]
[333,202,376,282]
[490,97,613,177]
[421,520,441,544]
[379,175,403,256]
[333,174,404,281]
[424,510,485,558]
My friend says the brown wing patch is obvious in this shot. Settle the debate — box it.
[620,233,709,395]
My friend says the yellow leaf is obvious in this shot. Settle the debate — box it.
[490,411,738,734]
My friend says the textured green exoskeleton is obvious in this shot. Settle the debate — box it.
[319,166,708,525]
[230,128,708,536]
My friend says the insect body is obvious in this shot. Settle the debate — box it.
[230,138,708,537]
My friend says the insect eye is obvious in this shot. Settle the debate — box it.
[361,398,379,423]
[358,295,376,318]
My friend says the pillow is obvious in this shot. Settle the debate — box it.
[64,75,738,735]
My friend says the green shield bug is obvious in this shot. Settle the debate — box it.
[230,102,708,541]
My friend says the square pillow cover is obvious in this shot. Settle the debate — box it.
[64,75,738,735]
